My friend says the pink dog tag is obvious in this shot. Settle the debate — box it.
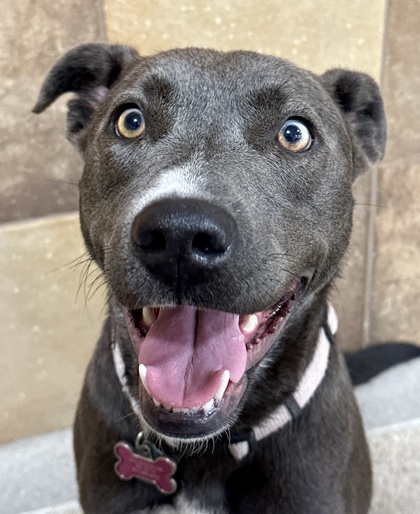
[114,441,177,495]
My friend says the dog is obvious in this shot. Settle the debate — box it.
[34,43,387,513]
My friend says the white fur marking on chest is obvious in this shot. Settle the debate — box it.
[137,492,219,513]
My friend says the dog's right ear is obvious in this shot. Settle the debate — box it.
[33,43,139,151]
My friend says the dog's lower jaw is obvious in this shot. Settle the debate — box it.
[137,377,248,445]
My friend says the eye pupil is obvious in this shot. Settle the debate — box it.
[125,112,142,131]
[283,125,302,143]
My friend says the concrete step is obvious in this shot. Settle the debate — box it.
[22,502,81,514]
[1,356,419,514]
[0,429,78,513]
[355,353,420,430]
[369,418,420,514]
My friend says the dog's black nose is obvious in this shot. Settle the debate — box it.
[132,199,237,285]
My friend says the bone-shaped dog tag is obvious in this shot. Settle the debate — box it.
[114,441,177,495]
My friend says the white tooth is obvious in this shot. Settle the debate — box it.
[202,398,215,414]
[153,398,161,408]
[138,364,151,394]
[142,307,155,327]
[173,406,199,414]
[240,314,258,333]
[214,370,230,401]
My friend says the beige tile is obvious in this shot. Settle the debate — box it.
[370,159,420,343]
[104,0,386,79]
[0,214,105,443]
[381,0,420,162]
[0,0,106,223]
[331,173,372,351]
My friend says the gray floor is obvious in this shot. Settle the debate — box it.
[1,357,419,514]
[369,419,420,514]
[0,430,78,513]
[356,357,420,514]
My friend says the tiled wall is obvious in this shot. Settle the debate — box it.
[1,0,419,442]
[0,0,107,443]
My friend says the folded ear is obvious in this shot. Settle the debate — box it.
[33,43,139,151]
[321,69,387,178]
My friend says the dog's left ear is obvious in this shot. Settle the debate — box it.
[321,69,387,177]
[33,43,139,151]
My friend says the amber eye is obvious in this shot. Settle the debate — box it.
[116,108,146,139]
[277,119,312,152]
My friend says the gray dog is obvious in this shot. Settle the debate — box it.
[34,44,386,513]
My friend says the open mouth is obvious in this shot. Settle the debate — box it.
[123,276,309,440]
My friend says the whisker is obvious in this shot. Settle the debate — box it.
[29,176,79,187]
[117,411,137,423]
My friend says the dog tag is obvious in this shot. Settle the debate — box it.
[114,438,177,495]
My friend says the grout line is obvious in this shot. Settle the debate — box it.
[362,0,391,346]
[362,165,379,346]
[97,0,109,43]
[379,0,391,89]
[0,211,79,232]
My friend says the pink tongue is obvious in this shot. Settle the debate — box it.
[139,306,247,408]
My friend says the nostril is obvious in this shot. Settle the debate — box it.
[137,230,166,253]
[192,232,227,256]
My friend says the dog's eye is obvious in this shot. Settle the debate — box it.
[277,119,312,152]
[116,108,146,139]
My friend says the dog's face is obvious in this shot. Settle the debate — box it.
[35,44,385,442]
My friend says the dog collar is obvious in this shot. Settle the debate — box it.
[111,303,337,462]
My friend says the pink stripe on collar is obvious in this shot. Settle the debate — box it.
[229,304,337,460]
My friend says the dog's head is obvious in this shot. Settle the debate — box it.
[35,44,386,442]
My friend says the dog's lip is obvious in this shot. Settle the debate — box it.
[138,375,248,440]
[121,274,310,438]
